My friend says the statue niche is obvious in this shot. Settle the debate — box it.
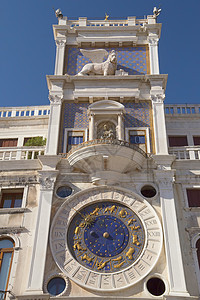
[78,49,117,76]
[97,122,116,140]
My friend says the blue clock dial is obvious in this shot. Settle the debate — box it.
[67,201,145,273]
[84,215,129,257]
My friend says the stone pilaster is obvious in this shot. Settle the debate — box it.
[26,168,58,294]
[153,155,189,297]
[46,79,65,155]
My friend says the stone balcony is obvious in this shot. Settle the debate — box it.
[169,146,200,160]
[0,146,45,161]
[61,139,147,181]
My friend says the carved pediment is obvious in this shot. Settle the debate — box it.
[88,100,125,114]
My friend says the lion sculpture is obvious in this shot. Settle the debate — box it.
[77,49,117,76]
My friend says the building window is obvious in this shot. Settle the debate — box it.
[0,190,23,209]
[130,135,145,144]
[186,189,200,207]
[0,238,14,299]
[168,136,188,147]
[129,130,146,152]
[67,131,84,152]
[0,139,18,147]
[193,136,200,146]
[196,239,200,269]
[47,277,66,296]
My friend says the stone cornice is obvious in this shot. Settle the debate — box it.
[53,23,162,42]
[46,74,168,101]
[0,226,26,234]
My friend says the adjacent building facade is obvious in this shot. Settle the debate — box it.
[0,12,200,300]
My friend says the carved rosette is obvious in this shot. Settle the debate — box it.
[48,94,63,105]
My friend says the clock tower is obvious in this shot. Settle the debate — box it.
[23,11,193,300]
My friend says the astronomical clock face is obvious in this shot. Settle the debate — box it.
[50,187,162,291]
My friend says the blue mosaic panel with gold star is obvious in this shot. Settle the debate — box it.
[67,201,145,273]
[66,46,149,75]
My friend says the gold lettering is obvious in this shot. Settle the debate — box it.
[119,209,128,218]
[105,205,116,214]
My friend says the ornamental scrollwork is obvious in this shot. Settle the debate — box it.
[48,94,63,105]
[156,177,175,189]
[150,94,165,103]
[55,39,66,47]
[148,36,159,46]
[39,176,56,190]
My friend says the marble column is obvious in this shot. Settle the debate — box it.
[148,36,159,74]
[117,113,124,140]
[89,113,95,140]
[54,39,66,75]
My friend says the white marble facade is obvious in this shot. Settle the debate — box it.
[0,13,200,300]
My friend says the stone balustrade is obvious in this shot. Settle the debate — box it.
[0,146,45,161]
[0,106,50,118]
[58,16,152,27]
[61,138,147,158]
[169,146,200,160]
[165,104,200,115]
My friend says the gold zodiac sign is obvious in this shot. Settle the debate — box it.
[127,218,136,225]
[126,247,135,260]
[112,256,122,262]
[81,253,94,262]
[74,227,80,235]
[113,261,125,268]
[119,209,128,218]
[129,225,140,231]
[104,13,109,21]
[90,207,101,216]
[105,205,116,214]
[132,234,140,246]
[97,259,110,270]
[73,241,86,252]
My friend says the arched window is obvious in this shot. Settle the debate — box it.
[0,238,14,299]
[196,239,200,269]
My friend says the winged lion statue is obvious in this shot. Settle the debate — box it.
[77,49,117,76]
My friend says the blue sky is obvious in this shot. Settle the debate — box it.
[1,0,200,107]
